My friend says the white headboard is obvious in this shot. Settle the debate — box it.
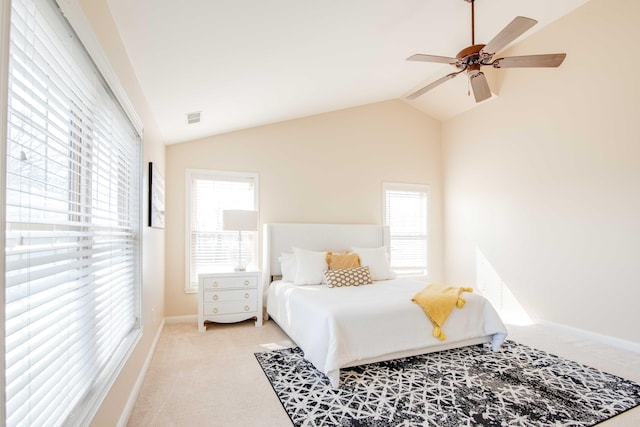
[262,223,390,286]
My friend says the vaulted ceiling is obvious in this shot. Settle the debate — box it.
[106,0,589,144]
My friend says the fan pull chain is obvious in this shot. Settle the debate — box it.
[468,78,471,97]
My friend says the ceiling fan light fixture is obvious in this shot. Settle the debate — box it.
[405,0,566,103]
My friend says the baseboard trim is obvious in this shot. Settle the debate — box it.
[165,314,197,324]
[535,319,640,354]
[117,319,166,427]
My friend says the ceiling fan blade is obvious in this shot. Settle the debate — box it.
[469,72,492,102]
[481,16,537,56]
[406,54,458,65]
[406,71,463,100]
[492,53,566,68]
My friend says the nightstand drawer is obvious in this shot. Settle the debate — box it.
[203,300,257,316]
[203,289,257,303]
[202,275,258,290]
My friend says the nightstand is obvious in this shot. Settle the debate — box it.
[198,271,263,332]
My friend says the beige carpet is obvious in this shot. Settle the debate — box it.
[127,320,640,426]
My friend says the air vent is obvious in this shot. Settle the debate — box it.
[186,111,201,125]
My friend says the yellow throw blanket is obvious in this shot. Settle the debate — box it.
[411,284,473,341]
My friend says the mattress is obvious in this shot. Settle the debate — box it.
[266,277,508,386]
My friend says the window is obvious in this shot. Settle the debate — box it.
[186,169,258,292]
[383,182,428,277]
[3,0,142,425]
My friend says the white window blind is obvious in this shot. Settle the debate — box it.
[383,183,428,276]
[4,0,142,425]
[186,170,257,292]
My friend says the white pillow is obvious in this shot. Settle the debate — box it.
[351,246,395,281]
[278,252,296,282]
[293,247,328,285]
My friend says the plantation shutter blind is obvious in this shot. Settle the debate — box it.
[4,0,142,425]
[384,184,428,276]
[188,173,255,290]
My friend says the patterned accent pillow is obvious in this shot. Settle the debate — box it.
[324,266,373,288]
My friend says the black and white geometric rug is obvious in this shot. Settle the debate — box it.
[254,341,640,426]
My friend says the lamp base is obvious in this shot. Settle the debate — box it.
[229,232,251,272]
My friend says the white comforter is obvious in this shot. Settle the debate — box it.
[266,278,507,386]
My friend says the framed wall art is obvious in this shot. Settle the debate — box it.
[149,162,165,228]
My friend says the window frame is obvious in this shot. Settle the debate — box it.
[184,168,259,293]
[382,182,430,278]
[1,0,10,422]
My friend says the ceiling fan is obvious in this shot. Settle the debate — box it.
[406,0,566,102]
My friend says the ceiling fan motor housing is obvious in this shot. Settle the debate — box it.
[456,44,486,72]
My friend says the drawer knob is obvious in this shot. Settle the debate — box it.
[244,306,249,312]
[212,307,219,314]
[213,281,219,288]
[244,293,249,299]
[244,280,250,286]
[213,294,219,301]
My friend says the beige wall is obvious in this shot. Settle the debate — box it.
[73,1,167,425]
[165,100,443,316]
[442,0,640,344]
[49,0,640,423]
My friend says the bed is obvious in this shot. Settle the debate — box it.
[262,223,508,387]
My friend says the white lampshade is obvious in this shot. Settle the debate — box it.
[222,210,258,231]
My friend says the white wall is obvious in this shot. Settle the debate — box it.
[165,100,443,316]
[443,0,640,344]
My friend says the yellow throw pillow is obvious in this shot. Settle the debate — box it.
[326,251,361,270]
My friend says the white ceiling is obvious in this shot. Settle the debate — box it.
[106,0,589,144]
